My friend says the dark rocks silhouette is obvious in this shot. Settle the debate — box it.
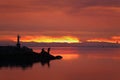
[40,48,62,60]
[0,35,62,69]
[0,46,62,69]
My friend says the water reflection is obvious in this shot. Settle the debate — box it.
[86,53,120,60]
[54,54,80,60]
[0,47,120,80]
[0,53,80,70]
[32,47,120,61]
[74,47,120,60]
[0,59,60,69]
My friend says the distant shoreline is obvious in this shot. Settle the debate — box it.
[0,42,120,48]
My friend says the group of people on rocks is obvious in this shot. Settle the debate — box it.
[40,48,51,55]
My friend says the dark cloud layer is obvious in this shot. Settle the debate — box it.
[0,0,120,12]
[0,0,120,40]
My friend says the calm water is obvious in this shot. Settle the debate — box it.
[0,47,120,80]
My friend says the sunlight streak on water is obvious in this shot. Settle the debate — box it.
[55,53,80,60]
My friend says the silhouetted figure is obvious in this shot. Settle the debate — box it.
[47,48,51,54]
[41,48,49,56]
[16,35,21,48]
[41,48,45,54]
[40,60,50,67]
[41,48,45,53]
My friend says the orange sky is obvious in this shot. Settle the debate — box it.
[0,0,120,43]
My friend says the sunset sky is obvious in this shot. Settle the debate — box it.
[0,0,120,43]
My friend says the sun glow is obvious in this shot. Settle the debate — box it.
[19,36,80,43]
[87,39,115,43]
[54,54,80,60]
[62,54,80,60]
[87,38,120,44]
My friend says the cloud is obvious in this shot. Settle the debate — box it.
[0,0,119,41]
[0,0,120,13]
[31,0,120,8]
[86,36,120,43]
[112,36,120,40]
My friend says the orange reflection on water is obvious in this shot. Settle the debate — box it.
[54,53,80,60]
[87,54,120,60]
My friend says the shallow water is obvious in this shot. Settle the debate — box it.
[0,47,120,80]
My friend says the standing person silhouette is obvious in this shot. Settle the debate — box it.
[47,48,51,54]
[41,48,45,54]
